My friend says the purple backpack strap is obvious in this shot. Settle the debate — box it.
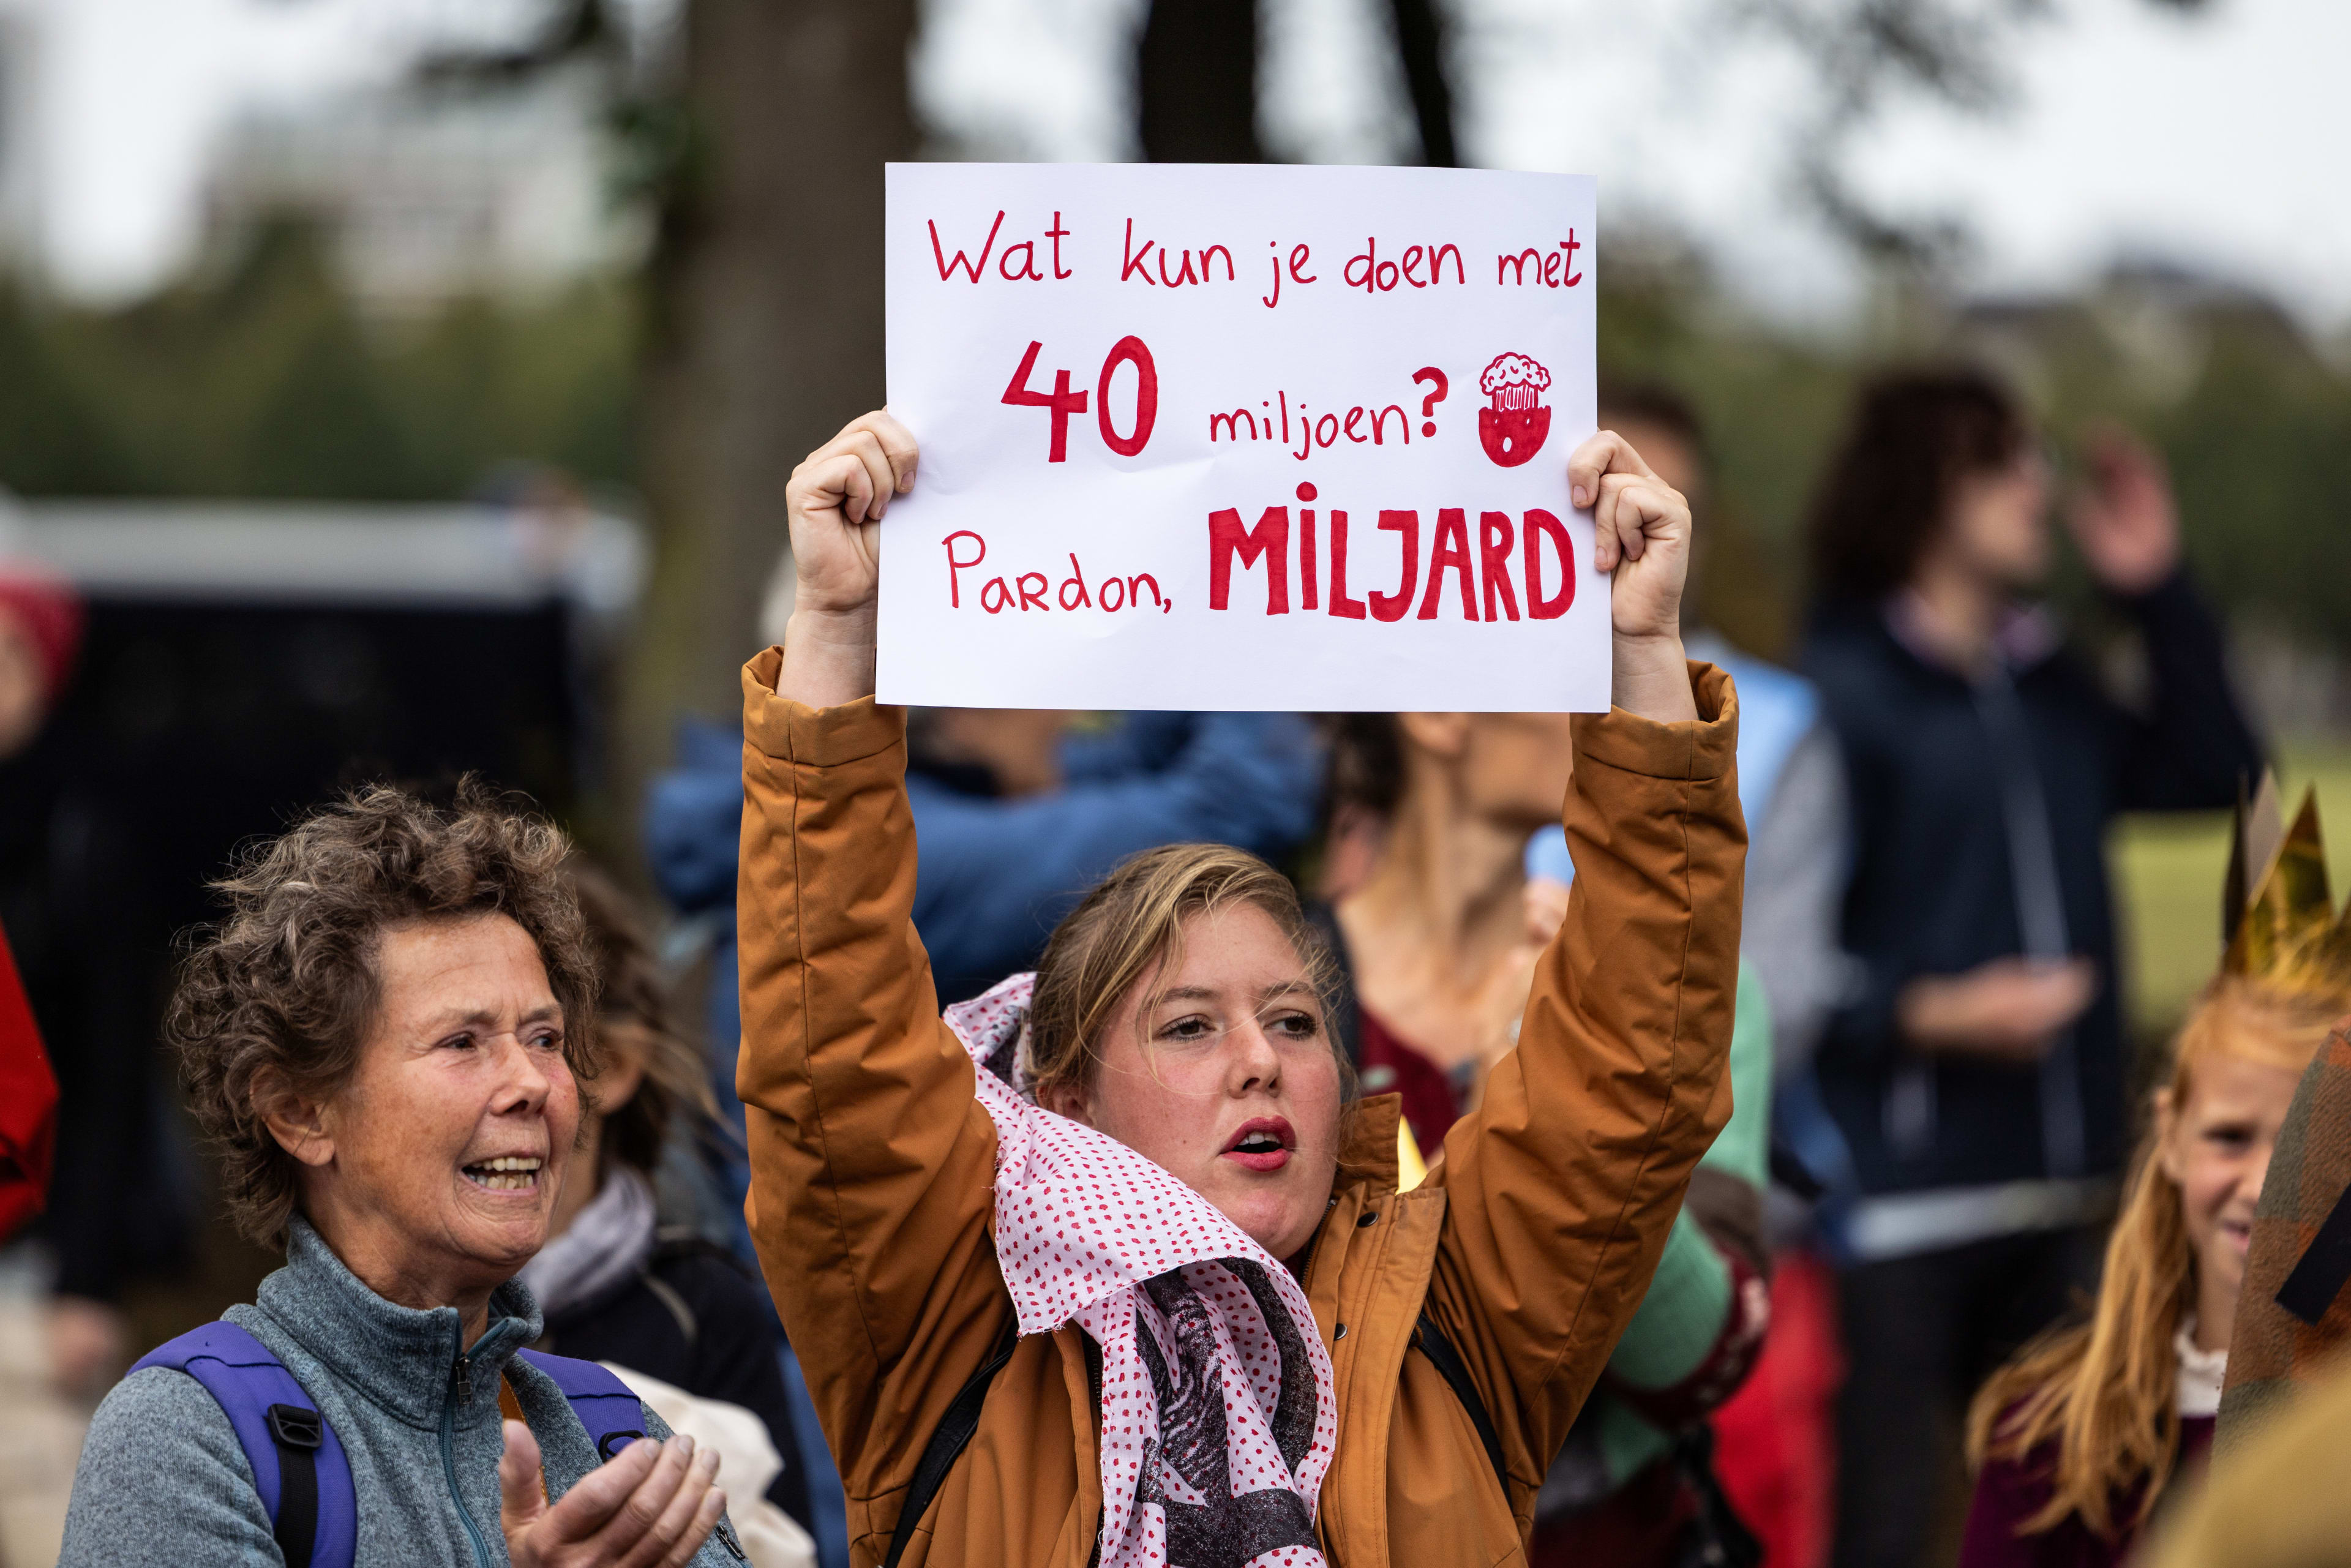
[132,1321,358,1568]
[514,1349,648,1461]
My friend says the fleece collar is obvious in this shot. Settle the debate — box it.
[253,1218,541,1433]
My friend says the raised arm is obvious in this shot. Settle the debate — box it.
[2064,424,2261,811]
[1422,430,1743,1483]
[735,413,1013,1520]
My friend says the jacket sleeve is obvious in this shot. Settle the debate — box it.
[733,650,1012,1532]
[2110,569,2263,812]
[1422,661,1744,1488]
[1600,962,1779,1426]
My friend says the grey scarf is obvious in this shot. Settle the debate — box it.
[517,1166,658,1318]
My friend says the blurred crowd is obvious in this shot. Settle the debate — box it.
[6,359,2351,1568]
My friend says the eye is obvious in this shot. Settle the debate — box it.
[528,1027,564,1053]
[437,1031,477,1053]
[1266,1010,1321,1042]
[1156,1013,1217,1044]
[2203,1123,2253,1151]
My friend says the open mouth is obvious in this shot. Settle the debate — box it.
[1222,1118,1294,1172]
[460,1156,543,1193]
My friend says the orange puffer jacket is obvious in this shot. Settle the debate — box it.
[736,649,1744,1568]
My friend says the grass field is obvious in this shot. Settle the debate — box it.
[2110,737,2351,1045]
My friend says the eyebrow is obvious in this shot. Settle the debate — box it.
[418,1002,563,1033]
[1152,982,1321,1007]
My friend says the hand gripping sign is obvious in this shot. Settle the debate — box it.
[880,163,1601,712]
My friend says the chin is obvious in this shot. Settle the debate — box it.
[452,1210,550,1271]
[1223,1195,1314,1259]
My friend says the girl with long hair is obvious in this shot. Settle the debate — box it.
[1960,941,2350,1565]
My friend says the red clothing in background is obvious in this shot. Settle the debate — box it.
[1355,1006,1462,1153]
[0,922,58,1240]
[1712,1250,1843,1568]
[1956,1413,2213,1568]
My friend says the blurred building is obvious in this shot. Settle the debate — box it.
[0,492,643,935]
[201,65,637,313]
[1960,261,2311,411]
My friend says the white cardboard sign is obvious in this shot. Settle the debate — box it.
[879,162,1602,712]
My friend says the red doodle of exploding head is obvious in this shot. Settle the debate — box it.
[1477,352,1552,468]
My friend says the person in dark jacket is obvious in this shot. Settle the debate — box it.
[524,862,814,1536]
[1797,369,2262,1568]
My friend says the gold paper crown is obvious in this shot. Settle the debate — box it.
[2222,773,2351,994]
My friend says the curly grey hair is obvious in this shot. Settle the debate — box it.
[167,781,600,1247]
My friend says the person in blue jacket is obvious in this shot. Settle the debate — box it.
[648,705,1321,1131]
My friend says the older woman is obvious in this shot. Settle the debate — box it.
[738,410,1742,1567]
[59,787,739,1568]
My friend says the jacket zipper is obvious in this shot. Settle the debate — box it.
[441,1324,495,1568]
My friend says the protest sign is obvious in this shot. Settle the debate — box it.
[879,162,1602,711]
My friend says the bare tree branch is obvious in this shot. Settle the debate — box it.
[1733,0,2208,264]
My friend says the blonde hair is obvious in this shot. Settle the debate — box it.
[1025,842,1351,1103]
[1965,970,2349,1538]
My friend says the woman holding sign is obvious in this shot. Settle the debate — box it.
[736,409,1741,1568]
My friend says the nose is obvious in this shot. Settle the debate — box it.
[1225,1016,1284,1097]
[488,1032,559,1117]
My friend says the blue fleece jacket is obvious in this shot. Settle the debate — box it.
[61,1220,740,1568]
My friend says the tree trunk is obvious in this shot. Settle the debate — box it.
[1137,0,1262,162]
[623,0,918,779]
[1386,0,1457,167]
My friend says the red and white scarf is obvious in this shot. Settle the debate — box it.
[945,974,1338,1568]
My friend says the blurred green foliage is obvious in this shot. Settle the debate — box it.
[0,218,638,503]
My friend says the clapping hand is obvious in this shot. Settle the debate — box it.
[500,1421,726,1568]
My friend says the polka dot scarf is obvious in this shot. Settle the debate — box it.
[945,974,1337,1568]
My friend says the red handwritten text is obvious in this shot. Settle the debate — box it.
[1496,231,1583,288]
[1343,237,1466,294]
[944,533,1171,616]
[1209,391,1413,459]
[1209,488,1573,621]
[1122,220,1238,288]
[927,211,1074,282]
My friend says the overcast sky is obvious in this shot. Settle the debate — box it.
[22,0,2351,331]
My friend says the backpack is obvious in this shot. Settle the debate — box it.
[131,1321,649,1568]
